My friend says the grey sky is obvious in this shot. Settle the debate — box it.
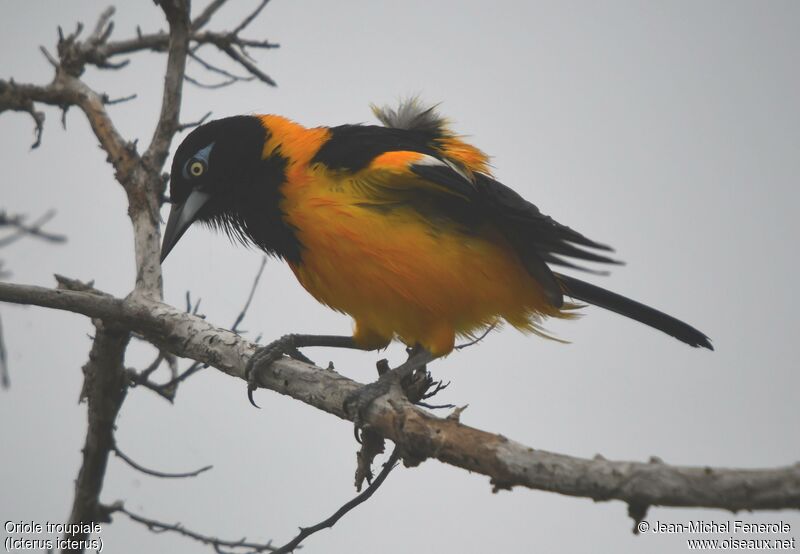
[1,1,799,552]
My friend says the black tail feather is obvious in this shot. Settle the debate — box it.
[556,273,713,350]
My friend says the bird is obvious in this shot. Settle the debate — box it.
[161,98,712,393]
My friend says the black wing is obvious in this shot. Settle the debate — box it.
[407,163,713,349]
[474,173,620,307]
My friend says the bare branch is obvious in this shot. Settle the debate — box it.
[0,76,141,185]
[0,80,46,148]
[185,51,256,90]
[189,51,252,81]
[0,210,67,248]
[1,4,283,552]
[231,0,271,36]
[39,46,60,69]
[231,256,267,333]
[88,7,115,44]
[105,502,277,552]
[1,1,276,295]
[191,0,229,31]
[215,42,277,86]
[113,445,212,479]
[139,351,169,380]
[1,4,278,153]
[128,358,203,402]
[177,110,212,132]
[127,368,176,402]
[1,279,798,516]
[143,0,190,171]
[101,92,138,105]
[0,215,67,390]
[65,320,130,545]
[89,28,278,60]
[274,447,401,554]
[184,74,239,89]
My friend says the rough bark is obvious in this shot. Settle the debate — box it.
[1,280,798,515]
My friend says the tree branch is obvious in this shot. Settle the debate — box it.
[17,4,279,91]
[0,80,46,148]
[1,279,798,517]
[65,319,130,549]
[0,76,138,179]
[104,502,276,553]
[191,0,229,31]
[0,209,67,248]
[144,0,190,172]
[0,3,279,296]
[273,447,401,554]
[0,4,284,553]
[113,445,212,479]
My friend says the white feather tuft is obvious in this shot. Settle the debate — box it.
[371,97,449,133]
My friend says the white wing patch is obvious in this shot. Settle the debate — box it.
[414,154,474,183]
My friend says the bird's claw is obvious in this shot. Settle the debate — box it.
[343,348,434,440]
[244,334,314,408]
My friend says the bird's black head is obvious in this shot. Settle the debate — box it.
[161,115,291,262]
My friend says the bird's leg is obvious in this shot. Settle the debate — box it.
[343,346,436,434]
[245,334,367,408]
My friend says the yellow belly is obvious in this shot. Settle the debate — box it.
[282,169,566,356]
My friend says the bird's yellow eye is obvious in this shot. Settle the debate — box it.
[189,160,206,177]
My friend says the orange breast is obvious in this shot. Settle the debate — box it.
[281,165,568,356]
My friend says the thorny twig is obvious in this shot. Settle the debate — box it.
[104,502,277,553]
[0,3,278,147]
[106,445,401,554]
[273,447,402,554]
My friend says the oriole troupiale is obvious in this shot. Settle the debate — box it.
[161,99,712,407]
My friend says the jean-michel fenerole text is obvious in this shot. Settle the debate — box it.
[650,520,792,534]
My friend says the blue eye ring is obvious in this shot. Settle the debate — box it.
[182,141,215,179]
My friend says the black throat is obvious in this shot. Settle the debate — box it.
[234,153,302,263]
[202,116,302,263]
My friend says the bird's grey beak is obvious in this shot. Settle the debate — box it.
[160,190,212,263]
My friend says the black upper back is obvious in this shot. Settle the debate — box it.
[311,124,440,172]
